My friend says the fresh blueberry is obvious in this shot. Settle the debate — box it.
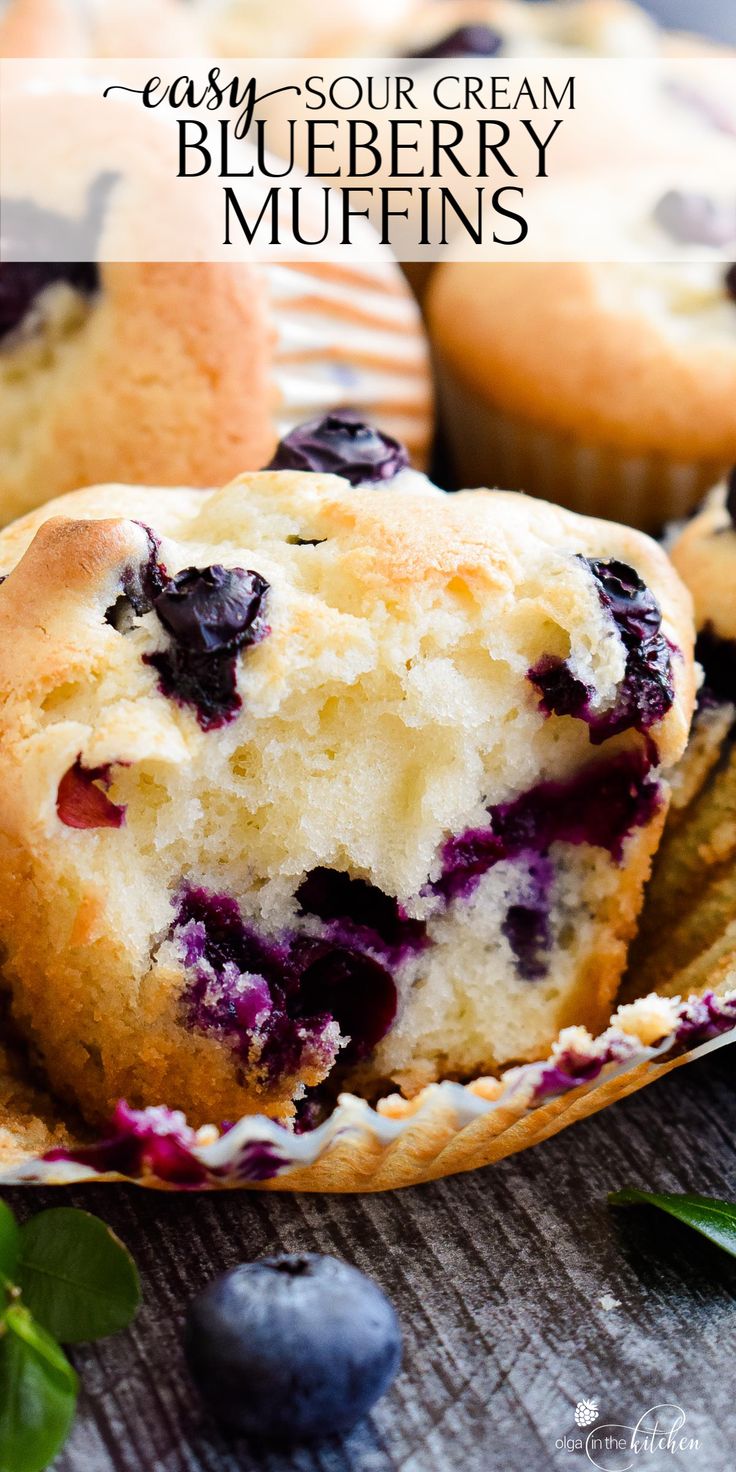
[184,1254,402,1439]
[725,263,736,302]
[414,24,503,59]
[653,190,736,248]
[266,411,409,487]
[145,565,270,730]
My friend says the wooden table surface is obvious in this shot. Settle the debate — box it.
[4,1044,736,1472]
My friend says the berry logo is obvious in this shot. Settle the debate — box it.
[575,1399,600,1428]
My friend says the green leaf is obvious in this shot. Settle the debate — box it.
[609,1188,736,1259]
[0,1306,77,1472]
[0,1201,19,1284]
[18,1208,140,1344]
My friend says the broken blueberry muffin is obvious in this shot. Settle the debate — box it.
[628,475,736,998]
[0,464,694,1126]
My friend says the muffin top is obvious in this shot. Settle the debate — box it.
[0,472,694,896]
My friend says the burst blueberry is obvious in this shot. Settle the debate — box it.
[529,558,674,743]
[184,1254,402,1439]
[175,882,401,1081]
[266,411,409,487]
[145,565,270,730]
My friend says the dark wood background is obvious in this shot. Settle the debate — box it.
[5,4,736,1469]
[4,1046,736,1472]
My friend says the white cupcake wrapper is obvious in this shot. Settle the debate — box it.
[2,988,734,1192]
[438,366,725,534]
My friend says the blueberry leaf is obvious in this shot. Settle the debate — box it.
[0,1200,19,1282]
[17,1208,140,1343]
[609,1188,736,1258]
[0,1305,77,1472]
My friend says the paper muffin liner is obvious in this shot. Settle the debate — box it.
[1,987,733,1193]
[437,365,725,535]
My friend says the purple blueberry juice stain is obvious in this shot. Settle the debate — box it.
[44,1102,208,1186]
[529,557,674,744]
[295,867,427,965]
[266,411,409,486]
[674,991,736,1049]
[144,565,270,730]
[434,749,660,906]
[500,856,554,982]
[174,881,403,1084]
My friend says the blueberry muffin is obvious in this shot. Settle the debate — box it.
[0,255,432,526]
[0,436,694,1127]
[428,158,736,533]
[629,473,736,996]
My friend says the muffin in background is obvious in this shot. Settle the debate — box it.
[0,467,693,1127]
[627,474,736,999]
[428,158,736,532]
[0,255,432,524]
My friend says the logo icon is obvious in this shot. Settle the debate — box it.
[575,1399,600,1429]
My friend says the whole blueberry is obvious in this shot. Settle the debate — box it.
[185,1254,402,1439]
[266,411,409,487]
